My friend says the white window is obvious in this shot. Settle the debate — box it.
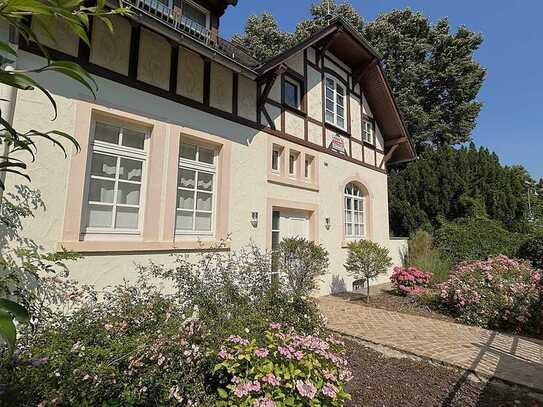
[344,182,365,238]
[176,141,216,234]
[325,75,346,130]
[304,156,313,180]
[272,147,281,172]
[86,121,147,232]
[363,119,374,144]
[289,151,299,176]
[183,0,210,29]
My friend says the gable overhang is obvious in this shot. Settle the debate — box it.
[257,18,416,164]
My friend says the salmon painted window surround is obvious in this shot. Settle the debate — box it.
[60,100,231,253]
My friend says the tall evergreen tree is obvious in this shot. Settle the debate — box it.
[388,143,531,237]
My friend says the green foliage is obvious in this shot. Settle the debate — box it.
[517,236,543,270]
[406,230,452,284]
[389,144,530,237]
[214,324,351,406]
[143,243,326,347]
[0,279,214,406]
[276,237,329,297]
[231,13,294,62]
[0,298,29,353]
[439,256,542,333]
[233,2,485,150]
[434,217,525,265]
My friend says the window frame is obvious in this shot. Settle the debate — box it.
[271,146,281,173]
[344,182,365,239]
[175,140,218,236]
[283,78,300,110]
[304,155,314,180]
[324,74,346,131]
[182,0,211,29]
[288,150,299,177]
[363,117,375,145]
[84,118,149,235]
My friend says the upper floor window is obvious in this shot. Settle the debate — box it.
[304,155,313,180]
[176,141,216,234]
[325,75,346,130]
[183,0,210,29]
[363,118,374,144]
[284,78,300,109]
[271,146,281,173]
[344,182,365,239]
[86,121,147,232]
[289,151,299,176]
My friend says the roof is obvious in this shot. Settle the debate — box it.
[255,17,416,164]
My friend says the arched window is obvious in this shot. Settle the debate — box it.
[344,182,365,238]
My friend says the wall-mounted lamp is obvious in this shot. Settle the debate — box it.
[325,217,331,230]
[250,211,259,227]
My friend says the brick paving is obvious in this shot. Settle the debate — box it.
[319,295,543,392]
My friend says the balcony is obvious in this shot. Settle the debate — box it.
[121,0,260,69]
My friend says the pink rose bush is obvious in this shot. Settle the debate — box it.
[390,266,432,295]
[214,323,351,406]
[439,255,542,332]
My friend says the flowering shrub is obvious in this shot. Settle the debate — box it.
[439,256,542,332]
[214,323,351,406]
[390,266,432,295]
[0,278,214,406]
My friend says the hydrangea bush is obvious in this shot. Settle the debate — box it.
[439,255,542,332]
[390,266,432,295]
[213,323,352,406]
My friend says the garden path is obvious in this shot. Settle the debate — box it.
[318,295,543,392]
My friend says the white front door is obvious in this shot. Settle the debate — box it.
[271,209,310,252]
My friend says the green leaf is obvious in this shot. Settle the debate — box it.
[98,16,114,33]
[0,298,30,323]
[0,41,17,57]
[217,388,228,399]
[0,310,16,353]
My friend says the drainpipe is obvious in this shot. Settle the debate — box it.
[0,26,19,204]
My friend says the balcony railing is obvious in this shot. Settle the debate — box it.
[121,0,259,68]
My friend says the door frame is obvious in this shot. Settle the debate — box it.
[266,198,319,250]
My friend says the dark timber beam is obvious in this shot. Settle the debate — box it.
[257,64,287,111]
[379,144,399,168]
[352,58,378,91]
[316,29,341,62]
[385,136,408,148]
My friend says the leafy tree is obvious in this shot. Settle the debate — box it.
[232,1,485,150]
[344,240,392,303]
[231,12,294,62]
[388,143,531,237]
[0,0,129,354]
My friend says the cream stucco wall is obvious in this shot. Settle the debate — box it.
[210,62,233,113]
[307,66,322,121]
[137,28,171,91]
[238,75,257,122]
[284,111,304,139]
[7,50,405,295]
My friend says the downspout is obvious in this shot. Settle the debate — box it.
[0,26,19,204]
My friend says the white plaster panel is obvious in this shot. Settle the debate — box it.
[352,142,363,161]
[32,17,79,56]
[137,28,170,91]
[285,53,304,76]
[238,75,257,122]
[90,15,131,75]
[285,111,304,139]
[350,94,361,141]
[210,62,233,113]
[364,146,376,166]
[177,47,204,102]
[308,122,322,146]
[264,103,281,131]
[267,79,281,103]
[307,66,322,121]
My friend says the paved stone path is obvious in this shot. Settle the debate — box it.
[319,295,543,392]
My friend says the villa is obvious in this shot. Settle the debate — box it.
[7,0,415,294]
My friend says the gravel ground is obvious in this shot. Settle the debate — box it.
[345,338,541,407]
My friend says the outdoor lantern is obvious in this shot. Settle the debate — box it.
[250,211,259,227]
[325,217,331,230]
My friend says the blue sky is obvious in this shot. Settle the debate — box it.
[221,0,543,180]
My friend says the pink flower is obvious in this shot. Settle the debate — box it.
[295,380,317,399]
[322,382,338,399]
[278,346,292,359]
[228,335,249,346]
[270,322,281,330]
[255,348,269,358]
[253,397,275,407]
[218,349,231,359]
[263,373,280,386]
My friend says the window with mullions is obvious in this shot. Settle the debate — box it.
[344,182,365,238]
[325,75,346,130]
[363,118,374,144]
[284,78,300,109]
[176,141,216,233]
[86,121,147,232]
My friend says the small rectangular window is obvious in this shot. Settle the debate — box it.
[289,152,298,176]
[363,119,374,144]
[304,156,313,179]
[272,148,280,172]
[183,0,209,28]
[86,121,147,232]
[284,79,300,109]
